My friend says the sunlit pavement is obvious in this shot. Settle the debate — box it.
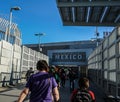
[0,83,28,102]
[0,79,106,102]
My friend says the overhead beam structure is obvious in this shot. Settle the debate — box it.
[56,0,120,26]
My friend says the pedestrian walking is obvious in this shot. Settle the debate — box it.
[69,69,76,92]
[25,67,34,81]
[60,69,66,87]
[17,60,59,102]
[70,77,95,102]
[52,66,61,89]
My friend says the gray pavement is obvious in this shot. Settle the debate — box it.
[89,81,106,102]
[0,79,106,102]
[59,79,106,102]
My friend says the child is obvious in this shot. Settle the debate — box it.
[71,77,95,102]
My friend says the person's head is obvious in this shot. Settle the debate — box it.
[78,77,89,89]
[30,67,33,70]
[36,60,49,72]
[55,67,59,72]
[61,68,64,72]
[52,65,58,72]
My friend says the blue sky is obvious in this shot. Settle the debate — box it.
[0,0,114,44]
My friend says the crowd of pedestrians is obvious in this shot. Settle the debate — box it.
[17,60,95,102]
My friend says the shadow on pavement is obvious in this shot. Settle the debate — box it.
[0,93,19,97]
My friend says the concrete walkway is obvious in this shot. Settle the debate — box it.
[0,79,106,102]
[89,81,106,102]
[59,79,106,102]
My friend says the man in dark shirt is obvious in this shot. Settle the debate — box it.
[25,67,34,81]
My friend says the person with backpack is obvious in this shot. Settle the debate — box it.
[70,77,95,102]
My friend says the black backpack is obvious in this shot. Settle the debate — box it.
[72,89,92,102]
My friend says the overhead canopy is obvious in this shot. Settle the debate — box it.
[56,0,120,26]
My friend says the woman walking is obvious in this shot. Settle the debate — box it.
[17,60,59,102]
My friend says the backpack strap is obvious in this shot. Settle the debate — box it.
[78,89,92,101]
[88,90,95,101]
[71,89,78,102]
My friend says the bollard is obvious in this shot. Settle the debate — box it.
[2,76,6,87]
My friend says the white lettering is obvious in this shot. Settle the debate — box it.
[69,54,72,60]
[73,54,76,59]
[65,54,69,59]
[61,54,64,59]
[55,54,60,59]
[53,52,86,61]
[78,55,82,59]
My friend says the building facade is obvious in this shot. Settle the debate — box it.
[25,40,97,68]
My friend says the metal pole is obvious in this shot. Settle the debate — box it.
[35,33,45,52]
[8,8,13,42]
[9,7,21,85]
[96,26,99,46]
[38,35,41,52]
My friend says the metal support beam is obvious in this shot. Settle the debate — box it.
[57,1,120,7]
[63,22,120,26]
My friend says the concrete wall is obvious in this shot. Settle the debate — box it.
[0,40,49,86]
[0,17,49,86]
[88,27,120,97]
[0,40,21,86]
[20,46,49,82]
